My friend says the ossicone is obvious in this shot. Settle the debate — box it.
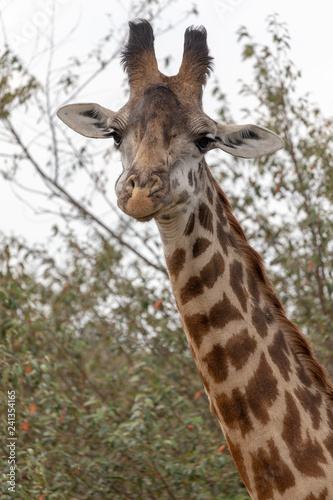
[121,20,213,102]
[121,19,159,90]
[179,26,213,84]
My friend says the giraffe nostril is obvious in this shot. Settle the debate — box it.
[149,174,163,195]
[125,173,163,196]
[126,174,137,193]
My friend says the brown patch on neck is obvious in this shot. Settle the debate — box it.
[226,437,253,494]
[282,391,327,477]
[184,212,195,236]
[250,438,296,498]
[192,237,212,258]
[246,353,279,424]
[198,202,213,232]
[166,248,186,280]
[304,489,328,500]
[216,388,254,436]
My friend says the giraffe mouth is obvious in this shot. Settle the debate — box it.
[117,194,164,222]
[131,209,161,222]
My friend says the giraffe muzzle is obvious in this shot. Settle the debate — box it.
[117,172,170,221]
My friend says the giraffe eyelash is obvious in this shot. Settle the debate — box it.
[195,135,216,152]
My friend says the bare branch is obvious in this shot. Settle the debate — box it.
[6,118,167,275]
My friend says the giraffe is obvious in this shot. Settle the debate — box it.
[57,20,333,500]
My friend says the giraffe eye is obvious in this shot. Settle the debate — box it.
[195,136,215,152]
[110,130,122,147]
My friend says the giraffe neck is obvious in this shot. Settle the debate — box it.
[156,162,333,500]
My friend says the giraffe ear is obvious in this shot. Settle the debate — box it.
[214,124,284,158]
[57,103,116,138]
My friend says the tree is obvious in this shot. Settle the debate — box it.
[0,8,332,499]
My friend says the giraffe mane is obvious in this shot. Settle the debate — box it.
[209,170,333,402]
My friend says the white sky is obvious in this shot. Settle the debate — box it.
[1,0,333,244]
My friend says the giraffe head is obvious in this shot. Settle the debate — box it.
[57,20,283,221]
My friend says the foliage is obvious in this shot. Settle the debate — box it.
[0,234,247,499]
[0,50,39,119]
[0,8,332,500]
